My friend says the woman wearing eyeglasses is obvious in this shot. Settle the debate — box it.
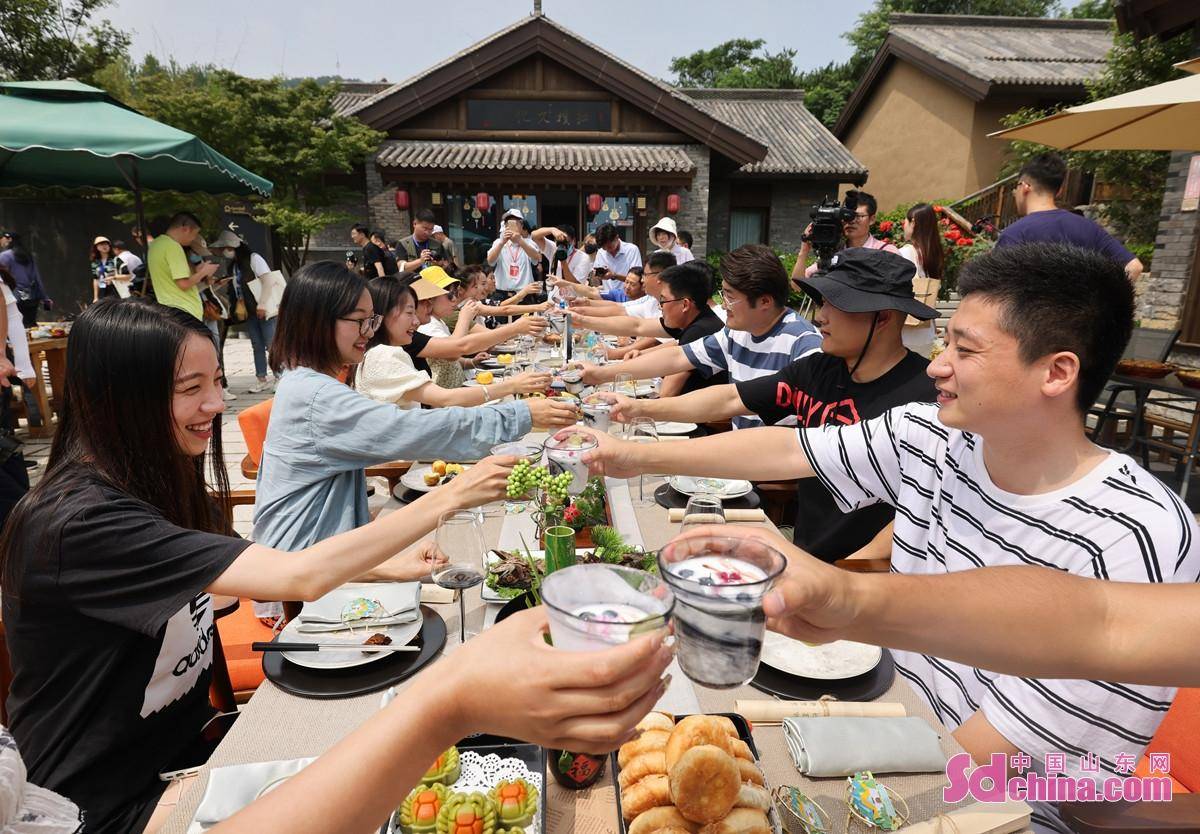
[251,262,532,594]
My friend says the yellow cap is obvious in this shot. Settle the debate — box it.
[420,265,458,289]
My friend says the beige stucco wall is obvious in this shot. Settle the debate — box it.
[967,98,1018,198]
[843,60,979,212]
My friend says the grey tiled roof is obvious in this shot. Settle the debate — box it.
[375,140,696,173]
[888,13,1112,87]
[331,82,392,117]
[684,89,867,177]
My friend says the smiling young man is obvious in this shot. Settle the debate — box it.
[572,261,727,396]
[582,243,1198,834]
[600,248,937,561]
[580,245,822,427]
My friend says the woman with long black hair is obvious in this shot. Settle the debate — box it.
[89,236,119,302]
[0,298,512,833]
[897,203,945,358]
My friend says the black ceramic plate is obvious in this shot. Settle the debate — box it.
[750,648,896,702]
[653,482,762,511]
[383,737,547,834]
[494,592,538,624]
[263,605,446,699]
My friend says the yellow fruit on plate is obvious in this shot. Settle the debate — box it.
[431,460,448,476]
[497,354,513,364]
[445,463,464,475]
[423,472,441,487]
[476,371,494,385]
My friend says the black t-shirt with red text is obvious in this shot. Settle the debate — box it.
[736,350,936,562]
[3,471,249,833]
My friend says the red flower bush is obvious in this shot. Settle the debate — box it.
[878,220,893,233]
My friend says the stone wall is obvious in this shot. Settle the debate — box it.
[308,167,370,260]
[1141,151,1200,336]
[673,145,711,259]
[769,180,841,255]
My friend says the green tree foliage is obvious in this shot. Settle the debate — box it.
[999,26,1193,247]
[669,39,802,89]
[0,0,130,85]
[96,58,383,270]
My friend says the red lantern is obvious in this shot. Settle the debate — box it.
[587,193,603,214]
[666,193,681,214]
[475,192,490,212]
[394,189,410,211]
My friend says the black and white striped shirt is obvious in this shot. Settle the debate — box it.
[798,402,1199,833]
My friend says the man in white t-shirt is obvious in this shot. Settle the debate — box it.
[584,243,1199,834]
[532,223,591,288]
[486,209,542,297]
[592,223,641,295]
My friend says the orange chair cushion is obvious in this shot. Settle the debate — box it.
[215,598,273,694]
[1134,688,1200,793]
[237,399,274,466]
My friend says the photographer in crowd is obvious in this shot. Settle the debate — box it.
[397,210,447,273]
[592,223,641,296]
[792,190,897,283]
[532,224,591,290]
[487,209,543,302]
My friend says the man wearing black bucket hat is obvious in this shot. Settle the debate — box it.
[598,248,937,563]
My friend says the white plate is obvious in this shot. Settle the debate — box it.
[654,421,697,435]
[400,464,472,493]
[760,632,883,680]
[634,383,658,398]
[668,475,754,499]
[282,584,423,669]
[482,548,593,603]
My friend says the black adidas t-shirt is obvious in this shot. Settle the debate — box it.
[736,350,936,562]
[3,472,250,833]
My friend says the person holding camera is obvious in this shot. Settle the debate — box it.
[592,223,641,296]
[396,210,447,273]
[792,189,897,283]
[532,223,591,290]
[486,209,542,301]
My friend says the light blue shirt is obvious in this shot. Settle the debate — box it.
[252,367,531,551]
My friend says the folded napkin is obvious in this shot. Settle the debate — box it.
[735,699,906,723]
[295,609,419,633]
[783,716,946,777]
[188,757,315,832]
[668,508,767,523]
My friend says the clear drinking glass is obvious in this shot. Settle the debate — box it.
[680,493,726,532]
[491,442,543,513]
[626,417,658,505]
[433,510,487,642]
[656,535,786,689]
[615,372,635,398]
[589,344,608,366]
[541,564,674,652]
[543,431,598,495]
[580,392,613,433]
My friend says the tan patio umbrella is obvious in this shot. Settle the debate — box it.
[988,59,1200,151]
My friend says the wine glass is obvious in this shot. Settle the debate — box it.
[680,493,725,532]
[434,510,487,643]
[626,417,659,505]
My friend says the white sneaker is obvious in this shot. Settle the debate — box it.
[222,388,238,401]
[248,378,275,394]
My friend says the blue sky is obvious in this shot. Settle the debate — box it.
[107,0,878,82]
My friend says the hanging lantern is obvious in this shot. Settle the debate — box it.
[475,192,490,212]
[394,189,410,211]
[666,193,681,214]
[587,193,603,214]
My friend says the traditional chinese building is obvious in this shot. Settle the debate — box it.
[313,11,865,262]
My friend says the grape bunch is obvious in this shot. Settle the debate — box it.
[505,462,575,502]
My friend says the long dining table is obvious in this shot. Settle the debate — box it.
[163,444,1002,834]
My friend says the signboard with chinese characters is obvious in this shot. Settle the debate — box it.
[1181,154,1200,212]
[467,99,611,132]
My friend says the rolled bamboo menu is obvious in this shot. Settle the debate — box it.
[734,699,907,723]
[901,800,1032,834]
[668,508,768,523]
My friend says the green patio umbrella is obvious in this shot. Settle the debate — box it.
[0,80,272,261]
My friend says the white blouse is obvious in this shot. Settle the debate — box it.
[355,344,431,409]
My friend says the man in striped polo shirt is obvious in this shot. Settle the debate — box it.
[579,244,822,427]
[583,243,1199,834]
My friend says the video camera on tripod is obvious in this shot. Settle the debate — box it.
[803,192,860,272]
